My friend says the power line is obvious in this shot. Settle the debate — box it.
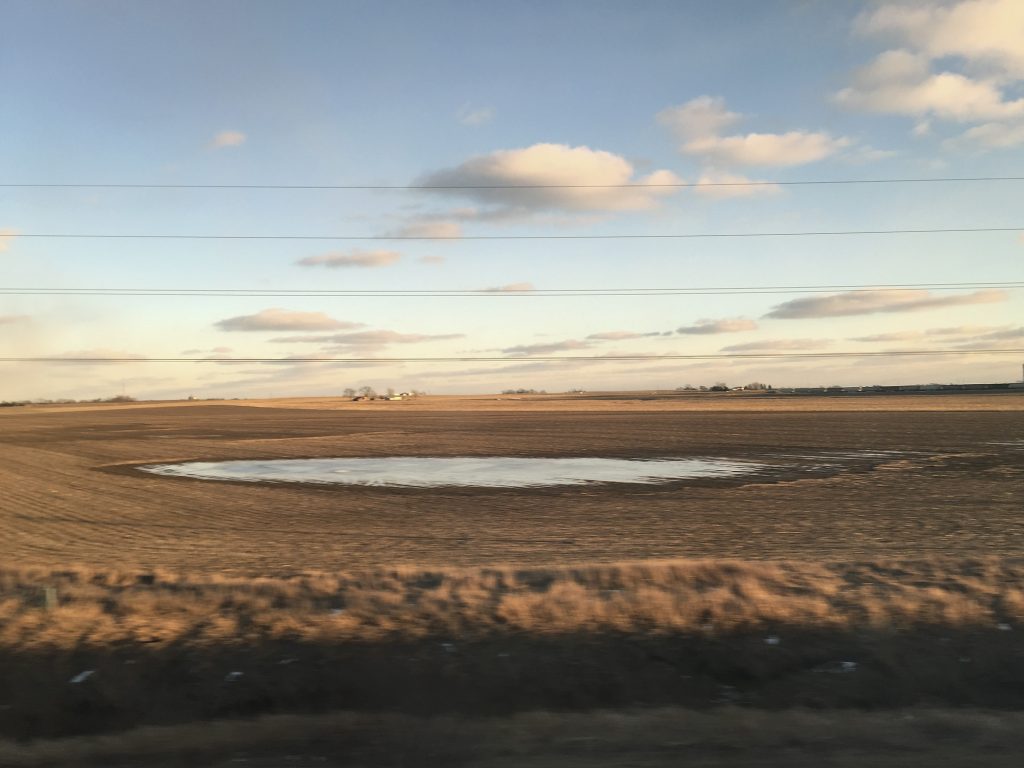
[2,350,1020,364]
[2,281,1021,298]
[4,176,1024,190]
[11,226,1023,241]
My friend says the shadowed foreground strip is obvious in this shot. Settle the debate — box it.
[3,557,1024,749]
[5,707,1024,767]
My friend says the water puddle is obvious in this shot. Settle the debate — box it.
[139,456,761,488]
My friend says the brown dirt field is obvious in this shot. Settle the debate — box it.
[1,393,1022,571]
[1,393,1023,764]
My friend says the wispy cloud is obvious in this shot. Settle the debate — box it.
[660,95,850,167]
[387,218,463,239]
[692,171,781,199]
[419,255,446,265]
[210,130,246,148]
[482,282,534,292]
[272,330,464,347]
[0,314,30,325]
[0,228,17,252]
[502,339,593,356]
[586,331,662,341]
[296,249,401,268]
[215,308,364,332]
[457,104,495,126]
[677,317,758,335]
[720,338,832,352]
[765,289,1007,319]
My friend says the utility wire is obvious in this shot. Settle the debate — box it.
[2,281,1021,297]
[2,350,1020,364]
[4,176,1024,190]
[11,226,1023,241]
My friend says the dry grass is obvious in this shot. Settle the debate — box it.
[3,558,1023,650]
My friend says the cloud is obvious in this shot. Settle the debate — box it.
[927,324,1011,336]
[502,339,593,357]
[272,330,464,347]
[840,3,1024,146]
[676,317,758,335]
[53,349,148,360]
[388,218,463,239]
[657,96,741,139]
[720,338,833,352]
[834,49,1024,123]
[215,308,364,332]
[210,130,246,148]
[0,228,17,252]
[0,314,30,325]
[684,131,851,167]
[482,282,534,292]
[419,255,445,265]
[296,249,401,268]
[660,96,850,167]
[857,0,1024,78]
[182,346,233,354]
[765,289,1007,319]
[848,331,925,343]
[457,104,495,126]
[417,143,682,213]
[692,171,781,199]
[586,331,661,341]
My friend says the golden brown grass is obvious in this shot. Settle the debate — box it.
[3,557,1022,651]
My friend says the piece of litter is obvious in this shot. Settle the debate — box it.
[764,635,781,646]
[279,657,299,665]
[441,642,456,652]
[497,652,510,658]
[997,623,1012,631]
[815,660,858,674]
[225,671,244,681]
[69,670,95,684]
[329,608,345,616]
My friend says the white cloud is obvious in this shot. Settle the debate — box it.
[457,104,495,126]
[692,171,780,199]
[661,95,851,167]
[834,50,1024,122]
[657,96,741,140]
[419,255,446,265]
[848,331,925,343]
[297,249,401,268]
[216,308,363,332]
[676,317,758,335]
[841,3,1024,147]
[210,130,247,148]
[684,131,851,168]
[417,143,682,213]
[858,0,1024,78]
[0,228,17,252]
[721,338,832,352]
[765,289,1007,319]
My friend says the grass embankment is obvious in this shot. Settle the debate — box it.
[3,557,1024,755]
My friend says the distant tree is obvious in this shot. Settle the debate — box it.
[342,388,356,397]
[744,382,769,390]
[386,387,396,397]
[710,382,729,392]
[698,385,709,392]
[358,386,376,397]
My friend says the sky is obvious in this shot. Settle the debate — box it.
[1,0,1022,400]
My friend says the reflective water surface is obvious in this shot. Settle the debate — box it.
[140,456,761,488]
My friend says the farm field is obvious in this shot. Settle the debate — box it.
[1,392,1023,765]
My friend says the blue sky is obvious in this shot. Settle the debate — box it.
[1,0,1022,399]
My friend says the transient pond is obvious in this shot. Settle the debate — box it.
[138,456,762,488]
